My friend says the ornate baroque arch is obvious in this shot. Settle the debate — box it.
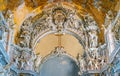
[12,2,103,72]
[14,4,101,71]
[15,3,99,50]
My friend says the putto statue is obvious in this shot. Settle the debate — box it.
[105,10,114,27]
[88,30,98,48]
[77,53,86,73]
[88,57,94,70]
[34,53,42,72]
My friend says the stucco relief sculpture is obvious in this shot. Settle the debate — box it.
[12,3,110,75]
[19,31,31,47]
[26,51,36,71]
[77,54,86,72]
[0,63,9,76]
[65,11,75,28]
[46,14,55,30]
[105,10,114,28]
[16,5,88,49]
[88,57,94,70]
[100,56,106,66]
[104,11,115,52]
[52,8,66,33]
[0,62,12,76]
[6,10,15,29]
[88,31,98,48]
[56,47,66,55]
[65,10,80,29]
[80,14,102,71]
[65,10,85,42]
[12,44,34,70]
[0,25,4,40]
[34,53,42,72]
[32,21,49,38]
[31,13,51,41]
[102,23,115,55]
[0,13,7,40]
[0,0,120,76]
[84,14,99,48]
[17,17,33,48]
[113,18,120,43]
[0,15,3,39]
[79,43,107,71]
[87,47,106,70]
[94,59,99,70]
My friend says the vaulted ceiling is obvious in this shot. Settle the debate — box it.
[0,0,120,43]
[35,34,83,57]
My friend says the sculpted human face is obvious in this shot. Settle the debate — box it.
[53,10,66,25]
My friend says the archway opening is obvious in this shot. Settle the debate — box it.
[34,33,83,76]
[39,52,79,76]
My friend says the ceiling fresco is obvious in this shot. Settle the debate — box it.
[0,0,120,44]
